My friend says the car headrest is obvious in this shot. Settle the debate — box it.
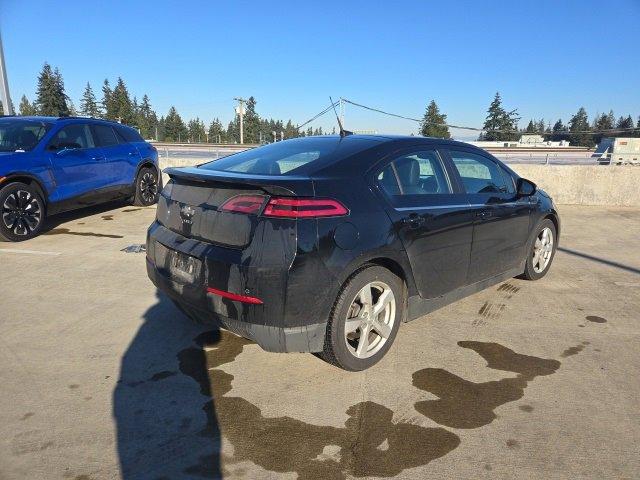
[396,158,420,186]
[19,130,38,147]
[268,161,281,175]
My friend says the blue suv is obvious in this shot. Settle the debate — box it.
[0,116,160,241]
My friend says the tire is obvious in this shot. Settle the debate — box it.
[318,265,403,371]
[133,167,160,206]
[521,219,557,281]
[0,182,46,242]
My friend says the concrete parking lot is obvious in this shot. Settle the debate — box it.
[0,204,639,480]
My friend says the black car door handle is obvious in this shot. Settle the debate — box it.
[476,209,492,218]
[401,213,426,228]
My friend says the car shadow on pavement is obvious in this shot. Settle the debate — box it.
[41,199,131,233]
[113,291,222,479]
[558,246,640,275]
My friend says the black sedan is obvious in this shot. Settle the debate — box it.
[146,135,559,370]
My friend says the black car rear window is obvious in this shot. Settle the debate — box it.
[199,137,378,176]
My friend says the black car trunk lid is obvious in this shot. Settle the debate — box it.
[157,167,314,248]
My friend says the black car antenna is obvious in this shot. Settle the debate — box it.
[330,96,352,137]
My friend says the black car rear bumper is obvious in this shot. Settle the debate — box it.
[145,221,327,353]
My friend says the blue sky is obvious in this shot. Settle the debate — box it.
[2,0,639,138]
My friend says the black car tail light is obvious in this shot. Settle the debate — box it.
[263,197,348,218]
[219,195,268,214]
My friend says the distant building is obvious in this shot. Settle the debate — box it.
[592,137,640,165]
[467,134,570,149]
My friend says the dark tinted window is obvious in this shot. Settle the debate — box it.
[199,137,379,176]
[377,150,450,196]
[498,165,516,194]
[93,124,118,147]
[49,124,95,150]
[449,150,508,194]
[0,119,51,152]
[115,125,144,143]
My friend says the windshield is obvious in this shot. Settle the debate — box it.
[0,119,51,152]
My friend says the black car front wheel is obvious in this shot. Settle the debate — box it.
[133,167,160,206]
[0,182,45,242]
[319,265,403,371]
[521,219,557,281]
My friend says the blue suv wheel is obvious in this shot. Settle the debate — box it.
[0,182,45,242]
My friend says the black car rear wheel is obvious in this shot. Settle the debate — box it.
[319,265,403,371]
[134,167,160,206]
[0,182,45,242]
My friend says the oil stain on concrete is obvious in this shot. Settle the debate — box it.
[585,315,607,323]
[412,341,562,429]
[178,331,460,479]
[45,228,123,239]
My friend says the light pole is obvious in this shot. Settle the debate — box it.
[234,97,247,144]
[0,29,14,115]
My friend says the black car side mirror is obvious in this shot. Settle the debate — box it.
[516,178,537,196]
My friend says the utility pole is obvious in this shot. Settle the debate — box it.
[0,29,14,115]
[234,97,247,144]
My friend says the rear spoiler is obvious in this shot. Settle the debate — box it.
[164,166,315,197]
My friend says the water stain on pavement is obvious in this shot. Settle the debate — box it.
[123,208,144,212]
[101,215,114,221]
[177,331,460,479]
[412,341,562,429]
[45,228,123,239]
[585,315,607,323]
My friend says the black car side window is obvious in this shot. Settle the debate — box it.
[377,150,451,197]
[93,124,119,147]
[48,124,95,151]
[449,150,508,194]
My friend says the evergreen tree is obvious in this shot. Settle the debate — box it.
[568,107,592,147]
[615,115,634,137]
[187,117,206,142]
[525,120,536,133]
[111,77,135,124]
[242,96,261,144]
[550,119,568,142]
[136,94,157,139]
[480,92,520,141]
[419,100,450,138]
[593,111,615,144]
[163,107,187,142]
[35,63,69,116]
[208,118,225,143]
[79,82,100,117]
[283,120,299,139]
[101,79,116,119]
[226,119,239,143]
[18,95,37,116]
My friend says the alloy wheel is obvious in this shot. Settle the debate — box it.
[344,281,396,359]
[532,227,554,273]
[1,190,42,237]
[139,172,158,204]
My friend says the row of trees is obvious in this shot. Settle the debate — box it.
[14,63,307,143]
[9,64,639,147]
[419,92,640,147]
